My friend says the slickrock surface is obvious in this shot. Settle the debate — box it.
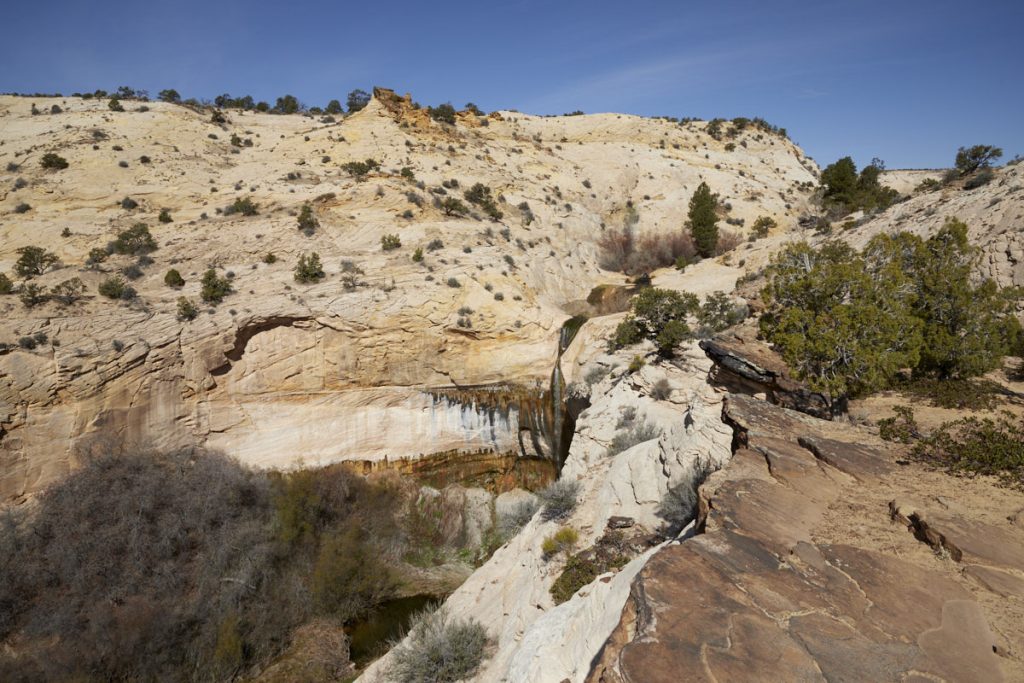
[590,351,1024,683]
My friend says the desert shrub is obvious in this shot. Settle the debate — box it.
[50,277,86,305]
[819,157,900,216]
[955,145,1002,176]
[496,497,540,538]
[113,223,157,255]
[549,532,631,605]
[311,527,397,622]
[98,275,134,300]
[86,247,109,267]
[40,152,68,170]
[963,167,994,190]
[158,208,173,223]
[612,288,699,355]
[12,177,27,190]
[108,96,124,111]
[713,228,742,255]
[912,411,1024,489]
[878,406,920,443]
[752,215,776,237]
[900,377,1003,410]
[13,202,31,214]
[0,273,12,294]
[263,252,277,264]
[463,183,503,220]
[441,197,468,216]
[651,378,672,400]
[200,269,232,303]
[446,277,461,288]
[537,479,580,521]
[294,252,325,283]
[411,247,424,262]
[696,291,747,336]
[387,607,490,683]
[381,234,402,251]
[608,419,660,456]
[429,103,457,125]
[164,269,185,288]
[341,158,379,180]
[599,225,696,275]
[14,246,59,277]
[915,178,941,193]
[121,196,138,210]
[19,283,48,308]
[176,297,198,320]
[297,204,318,235]
[225,197,258,216]
[541,527,579,559]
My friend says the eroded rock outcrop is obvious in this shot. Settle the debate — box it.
[590,393,1017,683]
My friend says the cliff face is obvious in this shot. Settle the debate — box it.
[0,92,816,502]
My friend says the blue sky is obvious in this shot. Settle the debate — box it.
[2,0,1021,169]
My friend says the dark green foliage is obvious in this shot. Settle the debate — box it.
[387,607,490,683]
[549,531,631,605]
[429,103,457,125]
[878,406,920,444]
[898,377,1003,411]
[18,283,48,308]
[760,240,920,404]
[176,296,198,320]
[274,94,300,114]
[963,167,995,190]
[98,275,135,300]
[696,291,747,335]
[706,118,724,140]
[294,252,325,283]
[121,196,138,210]
[325,99,343,115]
[13,202,31,214]
[411,247,424,262]
[464,183,503,220]
[158,208,173,223]
[612,288,699,355]
[687,182,718,258]
[40,152,68,170]
[913,411,1024,489]
[86,247,108,267]
[297,204,318,235]
[955,145,1002,176]
[819,156,900,216]
[113,223,157,255]
[225,196,259,216]
[761,219,1018,406]
[441,197,468,216]
[341,158,379,180]
[14,246,59,277]
[164,269,185,288]
[346,89,370,113]
[0,272,12,294]
[158,89,181,103]
[50,277,85,305]
[108,97,124,112]
[200,269,232,303]
[751,215,776,237]
[381,234,402,251]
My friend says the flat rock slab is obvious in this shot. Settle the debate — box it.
[723,393,826,443]
[965,564,1024,598]
[798,434,893,482]
[595,533,1004,683]
[891,500,1024,570]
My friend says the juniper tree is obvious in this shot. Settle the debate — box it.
[687,182,718,258]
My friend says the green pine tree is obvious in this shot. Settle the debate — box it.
[688,182,719,258]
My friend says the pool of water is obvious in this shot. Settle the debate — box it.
[346,594,438,667]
